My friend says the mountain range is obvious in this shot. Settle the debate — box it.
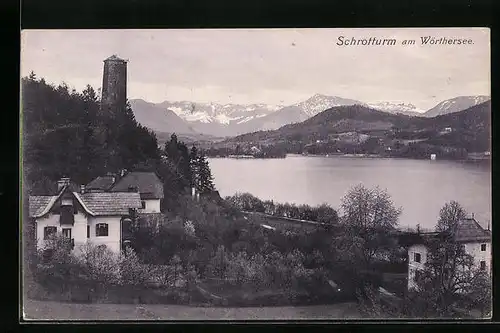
[222,101,491,154]
[129,94,490,138]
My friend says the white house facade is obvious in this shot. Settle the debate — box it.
[29,178,142,255]
[406,218,492,291]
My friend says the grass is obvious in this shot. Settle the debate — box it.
[23,299,362,320]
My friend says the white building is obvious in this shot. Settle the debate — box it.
[110,172,164,213]
[406,218,491,290]
[29,178,142,254]
[86,171,164,214]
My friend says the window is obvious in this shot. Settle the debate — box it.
[480,261,486,271]
[60,205,75,225]
[141,201,146,209]
[96,223,109,237]
[481,244,487,251]
[87,225,90,238]
[44,226,57,240]
[62,228,72,239]
[414,252,421,263]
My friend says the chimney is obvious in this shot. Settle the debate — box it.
[80,185,85,194]
[487,222,490,231]
[57,177,71,191]
[106,172,117,184]
[191,187,196,198]
[120,169,127,177]
[472,213,475,219]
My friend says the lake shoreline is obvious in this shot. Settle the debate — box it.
[209,153,491,163]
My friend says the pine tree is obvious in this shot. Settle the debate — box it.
[189,146,199,188]
[195,152,215,194]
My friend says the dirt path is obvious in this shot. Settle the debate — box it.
[23,299,362,320]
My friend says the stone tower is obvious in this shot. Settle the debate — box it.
[101,55,128,109]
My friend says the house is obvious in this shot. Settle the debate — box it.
[406,217,491,290]
[86,171,164,214]
[109,172,164,213]
[250,146,262,155]
[29,177,142,254]
[85,173,118,192]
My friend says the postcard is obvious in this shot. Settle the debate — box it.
[21,28,491,320]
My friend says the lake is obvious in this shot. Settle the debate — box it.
[208,155,491,230]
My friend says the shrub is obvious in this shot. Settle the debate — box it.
[76,242,121,284]
[119,246,151,285]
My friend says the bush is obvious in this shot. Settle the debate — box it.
[76,242,121,284]
[119,246,151,285]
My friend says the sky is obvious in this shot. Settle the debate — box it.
[21,28,490,110]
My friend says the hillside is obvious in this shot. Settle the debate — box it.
[22,75,160,190]
[214,101,490,157]
[228,105,414,143]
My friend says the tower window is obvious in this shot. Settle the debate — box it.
[141,201,146,209]
[480,261,486,271]
[481,244,486,251]
[414,253,421,263]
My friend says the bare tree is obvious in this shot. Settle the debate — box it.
[436,200,467,233]
[340,184,402,266]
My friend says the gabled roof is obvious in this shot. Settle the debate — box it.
[76,192,142,215]
[29,196,57,217]
[28,185,142,218]
[453,218,491,242]
[110,172,164,199]
[399,218,491,246]
[86,176,116,191]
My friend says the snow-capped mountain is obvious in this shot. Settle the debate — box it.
[129,94,490,138]
[129,99,284,136]
[367,101,424,116]
[294,94,366,117]
[423,96,490,118]
[157,101,283,125]
[129,99,197,134]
